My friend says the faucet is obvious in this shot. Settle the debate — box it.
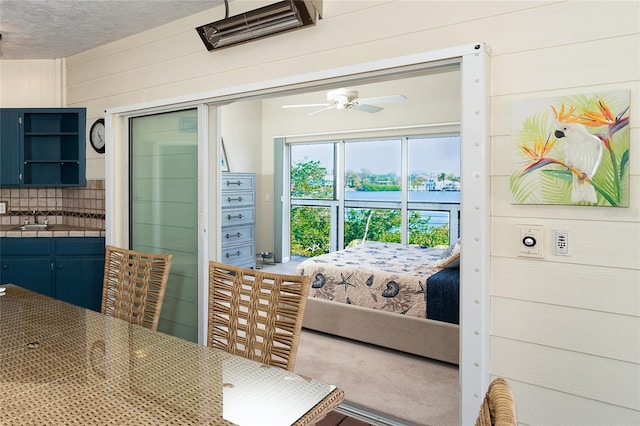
[32,210,38,225]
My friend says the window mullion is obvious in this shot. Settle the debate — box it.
[401,137,408,244]
[336,141,345,251]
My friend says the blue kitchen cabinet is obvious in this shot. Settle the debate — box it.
[0,238,53,296]
[0,238,105,311]
[0,108,87,187]
[54,238,105,312]
[0,110,22,186]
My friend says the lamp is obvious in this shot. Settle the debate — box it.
[196,0,318,51]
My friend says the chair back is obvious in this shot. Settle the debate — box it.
[476,378,517,426]
[101,245,173,330]
[208,261,310,371]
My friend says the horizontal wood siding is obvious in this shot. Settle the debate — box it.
[492,298,639,363]
[492,257,639,317]
[491,338,639,411]
[507,378,640,425]
[486,1,640,423]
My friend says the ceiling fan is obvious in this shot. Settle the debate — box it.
[282,88,407,116]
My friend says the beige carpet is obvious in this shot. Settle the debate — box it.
[294,329,459,426]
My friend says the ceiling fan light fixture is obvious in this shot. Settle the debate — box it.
[327,88,357,109]
[196,0,319,51]
[283,88,407,116]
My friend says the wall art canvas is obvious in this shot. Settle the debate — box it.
[510,90,630,207]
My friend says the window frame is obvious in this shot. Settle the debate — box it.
[287,133,460,256]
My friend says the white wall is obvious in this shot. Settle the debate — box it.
[220,100,263,174]
[2,1,638,424]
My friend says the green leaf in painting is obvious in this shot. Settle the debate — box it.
[510,172,542,204]
[541,169,572,182]
[619,149,629,181]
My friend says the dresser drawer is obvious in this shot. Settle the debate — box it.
[221,190,255,208]
[221,224,254,248]
[220,172,256,269]
[232,259,257,269]
[221,243,255,266]
[221,207,254,227]
[221,173,255,191]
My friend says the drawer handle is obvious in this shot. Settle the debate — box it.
[225,232,241,239]
[225,180,242,186]
[225,251,241,258]
[227,214,243,220]
[227,196,243,202]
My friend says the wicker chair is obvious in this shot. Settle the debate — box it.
[208,261,311,371]
[476,378,518,426]
[101,245,173,331]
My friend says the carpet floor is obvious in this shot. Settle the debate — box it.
[261,260,460,425]
[294,329,459,426]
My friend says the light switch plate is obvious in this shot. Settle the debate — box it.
[553,230,570,256]
[0,201,7,215]
[517,224,544,258]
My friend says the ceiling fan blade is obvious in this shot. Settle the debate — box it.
[308,105,336,116]
[357,95,406,105]
[351,104,384,113]
[282,103,330,109]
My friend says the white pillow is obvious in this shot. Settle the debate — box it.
[435,238,460,269]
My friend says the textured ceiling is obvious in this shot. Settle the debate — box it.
[0,0,223,60]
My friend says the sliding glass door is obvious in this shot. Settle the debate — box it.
[130,109,199,342]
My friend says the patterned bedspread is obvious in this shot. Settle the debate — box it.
[295,242,445,318]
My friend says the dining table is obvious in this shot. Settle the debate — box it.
[0,284,344,425]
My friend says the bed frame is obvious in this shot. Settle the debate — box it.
[302,298,459,365]
[297,241,460,364]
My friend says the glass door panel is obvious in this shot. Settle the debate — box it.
[344,207,401,246]
[290,143,335,199]
[408,209,450,246]
[130,110,198,342]
[345,139,401,201]
[290,205,331,257]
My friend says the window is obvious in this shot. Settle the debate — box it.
[288,134,460,257]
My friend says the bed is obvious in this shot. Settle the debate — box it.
[295,240,460,364]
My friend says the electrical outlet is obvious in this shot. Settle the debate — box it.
[553,230,570,256]
[517,225,544,258]
[0,201,6,215]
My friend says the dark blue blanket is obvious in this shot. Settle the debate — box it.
[426,268,460,325]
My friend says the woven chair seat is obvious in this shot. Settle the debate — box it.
[101,245,173,330]
[208,261,311,372]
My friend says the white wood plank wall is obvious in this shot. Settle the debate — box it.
[1,1,638,424]
[488,1,640,423]
[0,59,63,107]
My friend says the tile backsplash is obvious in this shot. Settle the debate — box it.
[0,180,105,229]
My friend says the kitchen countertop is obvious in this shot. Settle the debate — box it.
[0,224,105,238]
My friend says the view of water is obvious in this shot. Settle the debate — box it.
[345,190,460,227]
[345,190,460,203]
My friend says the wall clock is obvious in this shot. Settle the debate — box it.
[90,118,106,154]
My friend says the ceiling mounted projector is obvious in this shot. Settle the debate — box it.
[196,0,320,51]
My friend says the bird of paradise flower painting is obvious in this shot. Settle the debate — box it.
[511,90,630,206]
